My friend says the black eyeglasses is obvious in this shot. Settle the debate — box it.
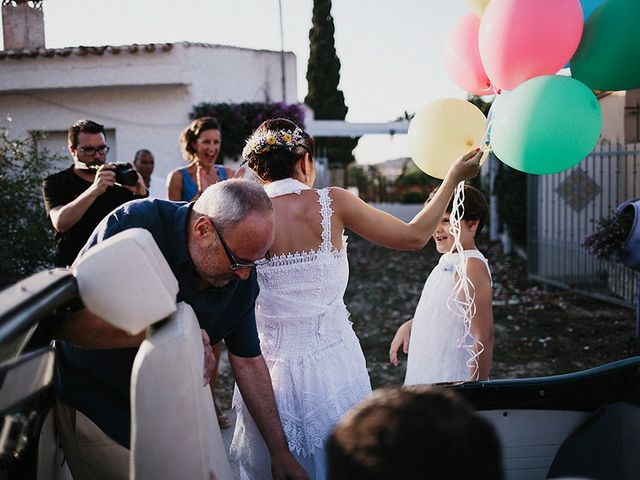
[211,220,271,271]
[80,145,110,156]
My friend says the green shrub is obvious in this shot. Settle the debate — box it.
[0,122,58,287]
[494,162,527,245]
[400,191,427,204]
[583,208,634,261]
[395,165,436,187]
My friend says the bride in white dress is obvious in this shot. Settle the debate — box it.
[229,118,482,480]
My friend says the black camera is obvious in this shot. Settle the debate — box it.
[112,163,139,186]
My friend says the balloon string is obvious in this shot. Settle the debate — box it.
[446,182,483,381]
[480,83,493,96]
[483,116,495,149]
[482,86,502,148]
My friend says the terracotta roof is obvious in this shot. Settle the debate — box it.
[0,41,290,61]
[0,42,174,60]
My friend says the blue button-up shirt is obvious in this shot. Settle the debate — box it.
[56,199,261,447]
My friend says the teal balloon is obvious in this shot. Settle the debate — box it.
[570,0,640,91]
[491,76,601,175]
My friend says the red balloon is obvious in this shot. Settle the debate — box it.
[479,0,583,91]
[444,13,492,96]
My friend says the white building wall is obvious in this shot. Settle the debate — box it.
[599,91,626,145]
[1,84,192,181]
[0,48,188,92]
[185,44,297,104]
[0,42,299,198]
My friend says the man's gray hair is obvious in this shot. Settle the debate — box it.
[192,179,273,233]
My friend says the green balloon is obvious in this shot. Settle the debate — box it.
[571,0,640,91]
[491,76,601,175]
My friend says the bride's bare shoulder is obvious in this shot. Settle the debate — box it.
[322,187,365,213]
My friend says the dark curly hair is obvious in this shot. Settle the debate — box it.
[179,117,221,162]
[244,118,315,182]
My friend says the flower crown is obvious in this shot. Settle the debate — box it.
[241,127,305,163]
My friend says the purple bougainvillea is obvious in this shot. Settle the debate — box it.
[190,102,306,161]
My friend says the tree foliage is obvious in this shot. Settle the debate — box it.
[494,162,527,245]
[190,102,305,161]
[467,94,492,116]
[0,122,58,287]
[346,164,370,193]
[305,0,358,166]
[395,164,437,187]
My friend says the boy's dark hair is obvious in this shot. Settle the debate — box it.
[68,119,105,149]
[327,386,503,480]
[429,183,489,236]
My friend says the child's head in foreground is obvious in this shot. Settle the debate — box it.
[327,386,503,480]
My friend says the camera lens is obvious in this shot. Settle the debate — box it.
[113,164,139,186]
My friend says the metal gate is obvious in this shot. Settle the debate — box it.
[527,143,640,308]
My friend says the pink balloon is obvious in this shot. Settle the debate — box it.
[443,13,492,96]
[479,0,583,91]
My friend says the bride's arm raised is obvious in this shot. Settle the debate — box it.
[331,148,482,251]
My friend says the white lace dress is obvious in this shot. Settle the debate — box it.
[230,181,372,480]
[404,250,492,385]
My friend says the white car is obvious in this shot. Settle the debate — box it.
[0,229,232,479]
[1,229,639,479]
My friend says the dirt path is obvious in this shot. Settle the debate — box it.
[215,232,636,409]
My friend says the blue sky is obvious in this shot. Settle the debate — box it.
[2,0,471,163]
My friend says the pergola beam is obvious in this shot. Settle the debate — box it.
[305,119,409,138]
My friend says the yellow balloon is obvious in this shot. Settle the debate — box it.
[465,0,491,17]
[408,98,487,179]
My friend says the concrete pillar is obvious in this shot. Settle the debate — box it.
[2,1,45,50]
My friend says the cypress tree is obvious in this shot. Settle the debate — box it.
[305,0,358,166]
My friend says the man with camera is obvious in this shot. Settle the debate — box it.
[42,119,148,267]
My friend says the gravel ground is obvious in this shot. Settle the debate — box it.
[347,233,634,388]
[215,230,636,410]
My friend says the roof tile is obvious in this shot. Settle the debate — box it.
[0,42,175,60]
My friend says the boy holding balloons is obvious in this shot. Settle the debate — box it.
[389,184,494,384]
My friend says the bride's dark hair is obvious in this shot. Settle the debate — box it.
[244,118,315,182]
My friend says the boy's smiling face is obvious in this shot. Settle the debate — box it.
[433,213,477,253]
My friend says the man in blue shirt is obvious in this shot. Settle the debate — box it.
[54,179,307,480]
